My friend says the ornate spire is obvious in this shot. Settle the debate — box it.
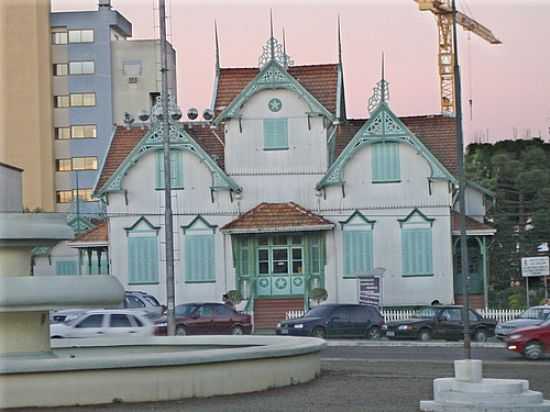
[337,14,342,66]
[368,52,390,112]
[258,10,293,69]
[269,9,275,61]
[214,20,220,71]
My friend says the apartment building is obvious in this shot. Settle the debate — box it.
[50,0,176,214]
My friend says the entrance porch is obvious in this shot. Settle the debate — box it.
[222,202,334,329]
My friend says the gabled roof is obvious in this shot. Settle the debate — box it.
[335,115,458,176]
[72,221,109,243]
[221,202,334,234]
[95,123,227,195]
[213,64,339,115]
[451,211,496,235]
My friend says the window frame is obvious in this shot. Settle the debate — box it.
[371,141,401,183]
[51,31,68,45]
[53,63,68,77]
[70,92,96,107]
[69,60,95,75]
[68,29,94,44]
[72,156,98,171]
[54,95,70,108]
[263,118,289,151]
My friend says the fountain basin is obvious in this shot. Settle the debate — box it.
[0,335,325,409]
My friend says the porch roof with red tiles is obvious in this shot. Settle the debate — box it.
[336,115,458,176]
[95,124,225,194]
[71,221,109,243]
[221,202,335,233]
[451,211,496,235]
[214,64,339,115]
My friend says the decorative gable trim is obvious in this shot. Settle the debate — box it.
[95,124,241,196]
[213,60,335,125]
[124,216,160,233]
[398,208,435,227]
[339,210,376,228]
[316,102,457,189]
[181,215,217,234]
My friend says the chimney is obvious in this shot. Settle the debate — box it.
[98,0,111,10]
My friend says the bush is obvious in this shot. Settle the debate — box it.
[310,288,328,304]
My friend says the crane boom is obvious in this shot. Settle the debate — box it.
[415,0,501,114]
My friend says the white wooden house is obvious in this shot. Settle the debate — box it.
[74,32,495,328]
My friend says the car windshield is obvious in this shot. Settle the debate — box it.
[304,306,334,318]
[519,308,544,320]
[175,304,198,317]
[414,307,437,319]
[142,295,160,306]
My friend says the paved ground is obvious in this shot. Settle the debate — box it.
[14,344,550,412]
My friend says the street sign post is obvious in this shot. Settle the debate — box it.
[521,257,550,306]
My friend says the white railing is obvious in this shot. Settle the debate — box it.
[285,308,524,323]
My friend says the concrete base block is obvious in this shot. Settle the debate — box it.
[454,359,482,382]
[420,360,550,412]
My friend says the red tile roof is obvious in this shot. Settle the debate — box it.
[215,64,339,115]
[451,212,495,234]
[221,202,334,232]
[335,115,458,176]
[95,124,225,194]
[73,221,108,242]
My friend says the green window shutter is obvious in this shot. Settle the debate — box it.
[343,230,373,277]
[263,118,288,150]
[128,236,159,284]
[402,228,432,276]
[156,150,183,189]
[56,261,77,276]
[372,142,400,182]
[185,234,215,282]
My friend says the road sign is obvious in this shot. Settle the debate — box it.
[521,257,550,278]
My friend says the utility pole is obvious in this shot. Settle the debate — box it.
[159,0,176,336]
[452,0,471,359]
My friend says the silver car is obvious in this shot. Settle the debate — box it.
[495,305,550,340]
[50,309,154,339]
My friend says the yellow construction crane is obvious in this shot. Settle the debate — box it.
[415,0,501,115]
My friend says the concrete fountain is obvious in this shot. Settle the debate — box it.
[0,168,324,409]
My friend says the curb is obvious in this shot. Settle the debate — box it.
[325,339,504,349]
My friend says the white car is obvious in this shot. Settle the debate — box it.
[50,309,154,339]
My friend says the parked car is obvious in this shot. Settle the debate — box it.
[120,291,165,320]
[276,304,385,339]
[383,305,496,342]
[50,309,154,338]
[50,309,88,324]
[154,303,252,336]
[496,305,550,340]
[505,319,550,360]
[49,291,164,324]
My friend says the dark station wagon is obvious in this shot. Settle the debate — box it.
[276,304,385,339]
[383,305,496,342]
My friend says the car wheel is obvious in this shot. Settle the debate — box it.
[311,327,326,339]
[367,326,381,340]
[418,329,432,342]
[175,325,187,336]
[231,326,244,335]
[473,328,488,343]
[524,341,544,360]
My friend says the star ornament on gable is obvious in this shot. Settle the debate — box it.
[268,98,282,112]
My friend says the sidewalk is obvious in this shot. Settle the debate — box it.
[325,339,504,349]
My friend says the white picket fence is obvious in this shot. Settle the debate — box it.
[285,308,524,323]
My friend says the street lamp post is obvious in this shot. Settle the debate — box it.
[451,0,471,359]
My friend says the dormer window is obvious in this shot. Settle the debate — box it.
[263,118,288,150]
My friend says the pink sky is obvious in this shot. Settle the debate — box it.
[52,0,550,145]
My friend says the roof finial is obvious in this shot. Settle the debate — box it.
[270,9,275,61]
[282,27,287,68]
[214,20,220,71]
[337,14,342,66]
[381,51,385,102]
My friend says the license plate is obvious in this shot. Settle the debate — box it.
[280,328,288,335]
[386,331,395,337]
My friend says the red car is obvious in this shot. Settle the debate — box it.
[505,320,550,360]
[154,302,252,336]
